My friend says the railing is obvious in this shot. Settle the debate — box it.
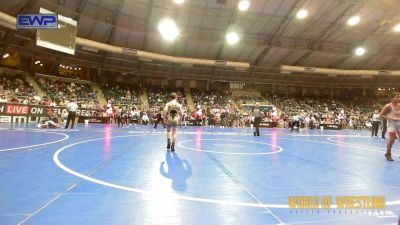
[109,100,142,105]
[35,73,91,84]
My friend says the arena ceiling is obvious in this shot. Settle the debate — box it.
[0,0,400,87]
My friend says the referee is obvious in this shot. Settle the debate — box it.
[253,103,264,136]
[291,115,302,132]
[371,110,380,137]
[65,99,78,129]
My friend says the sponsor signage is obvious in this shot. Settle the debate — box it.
[17,14,58,29]
[0,103,101,123]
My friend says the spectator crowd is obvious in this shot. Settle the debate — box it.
[0,71,394,131]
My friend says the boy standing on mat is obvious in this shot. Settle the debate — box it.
[379,94,400,161]
[163,93,183,151]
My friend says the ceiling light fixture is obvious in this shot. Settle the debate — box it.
[158,18,180,41]
[394,23,400,32]
[238,0,250,11]
[355,47,366,56]
[226,32,240,45]
[173,0,184,5]
[296,9,308,20]
[347,16,360,26]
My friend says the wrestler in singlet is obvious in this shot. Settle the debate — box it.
[164,99,182,128]
[380,94,400,161]
[163,93,183,151]
[387,103,400,134]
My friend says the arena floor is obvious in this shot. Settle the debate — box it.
[0,124,399,225]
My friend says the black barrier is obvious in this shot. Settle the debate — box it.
[260,122,277,128]
[320,124,342,130]
[78,116,109,124]
[0,103,107,123]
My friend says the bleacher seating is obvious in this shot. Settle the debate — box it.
[268,94,382,128]
[236,95,266,105]
[0,74,38,104]
[36,76,98,108]
[102,83,142,106]
[191,88,236,113]
[0,68,391,129]
[147,86,187,110]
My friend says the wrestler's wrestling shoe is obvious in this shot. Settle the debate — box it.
[171,143,175,152]
[167,139,171,150]
[385,153,394,161]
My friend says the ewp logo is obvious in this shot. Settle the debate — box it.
[17,14,58,29]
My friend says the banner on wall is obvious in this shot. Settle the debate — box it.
[0,103,100,123]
